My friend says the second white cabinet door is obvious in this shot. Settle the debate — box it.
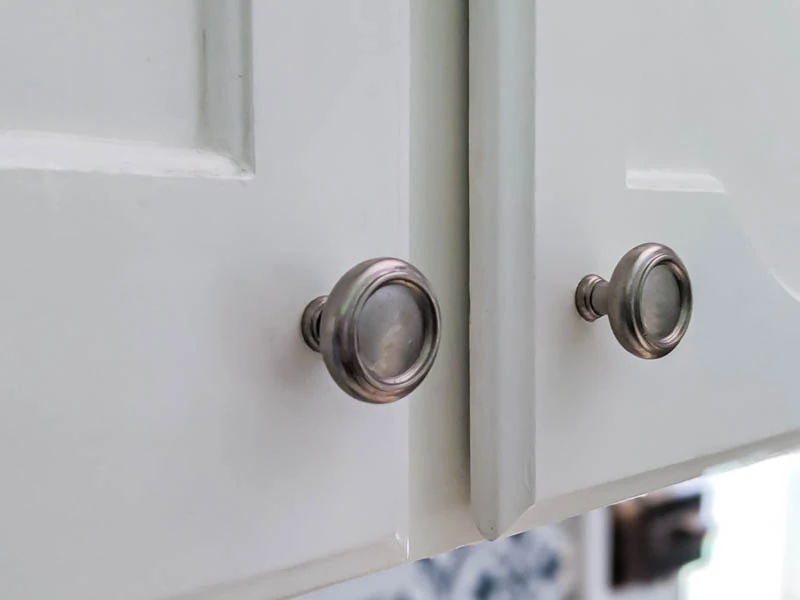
[470,0,800,538]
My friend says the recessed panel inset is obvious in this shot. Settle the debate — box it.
[0,0,253,174]
[0,1,200,145]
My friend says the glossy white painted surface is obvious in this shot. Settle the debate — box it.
[470,0,800,538]
[0,2,455,599]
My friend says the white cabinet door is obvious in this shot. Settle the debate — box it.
[0,3,419,599]
[470,0,800,539]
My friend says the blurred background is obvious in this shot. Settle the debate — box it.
[299,450,800,599]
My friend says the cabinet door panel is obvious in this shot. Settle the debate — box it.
[0,2,413,599]
[470,0,800,538]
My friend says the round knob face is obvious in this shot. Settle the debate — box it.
[356,283,426,380]
[639,264,682,339]
[302,258,441,403]
[576,243,692,359]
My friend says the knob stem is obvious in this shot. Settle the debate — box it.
[575,274,609,322]
[300,296,327,352]
[590,280,609,316]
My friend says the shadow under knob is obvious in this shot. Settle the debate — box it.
[575,243,692,359]
[301,257,441,404]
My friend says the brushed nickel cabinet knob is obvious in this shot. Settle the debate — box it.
[301,258,441,403]
[575,243,692,359]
